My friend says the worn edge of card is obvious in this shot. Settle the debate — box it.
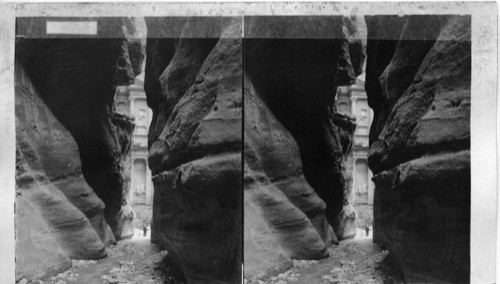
[0,2,497,283]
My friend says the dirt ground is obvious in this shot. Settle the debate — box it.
[24,229,401,284]
[354,205,374,230]
[246,231,404,284]
[132,204,153,229]
[35,238,182,284]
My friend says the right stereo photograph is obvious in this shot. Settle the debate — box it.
[243,15,471,284]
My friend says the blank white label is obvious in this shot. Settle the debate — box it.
[46,21,97,35]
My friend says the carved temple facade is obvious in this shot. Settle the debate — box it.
[115,79,154,205]
[336,76,375,205]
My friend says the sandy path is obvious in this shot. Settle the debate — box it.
[39,229,401,284]
[250,232,403,284]
[43,236,182,284]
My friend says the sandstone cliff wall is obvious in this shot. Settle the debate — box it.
[243,16,364,280]
[365,15,471,283]
[15,61,110,281]
[16,18,144,240]
[15,17,145,281]
[145,17,243,283]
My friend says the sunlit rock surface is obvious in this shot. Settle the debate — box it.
[365,15,471,283]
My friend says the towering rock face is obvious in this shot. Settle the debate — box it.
[111,113,136,239]
[15,17,145,280]
[365,15,471,283]
[243,16,364,280]
[16,17,145,241]
[244,76,335,280]
[331,112,357,240]
[15,61,110,281]
[145,17,242,283]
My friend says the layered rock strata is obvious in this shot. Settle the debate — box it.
[145,17,243,283]
[365,15,471,283]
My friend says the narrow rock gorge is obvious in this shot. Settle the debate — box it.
[13,13,473,284]
[243,16,364,280]
[15,17,145,281]
[365,15,471,283]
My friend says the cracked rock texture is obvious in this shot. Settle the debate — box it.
[145,17,242,283]
[243,16,364,280]
[15,17,145,281]
[365,15,471,283]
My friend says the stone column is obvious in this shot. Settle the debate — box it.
[130,97,135,118]
[147,108,153,129]
[130,157,135,205]
[350,96,357,117]
[352,156,357,204]
[145,163,153,205]
[368,169,374,205]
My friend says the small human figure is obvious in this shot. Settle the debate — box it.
[143,225,148,236]
[365,224,370,237]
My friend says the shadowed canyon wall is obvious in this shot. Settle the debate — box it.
[365,15,471,283]
[243,16,364,280]
[15,17,145,281]
[144,17,243,283]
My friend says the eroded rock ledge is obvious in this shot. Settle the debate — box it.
[145,17,243,283]
[365,15,471,283]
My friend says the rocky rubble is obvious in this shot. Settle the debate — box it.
[245,241,396,284]
[321,243,390,284]
[98,245,169,284]
[20,241,174,284]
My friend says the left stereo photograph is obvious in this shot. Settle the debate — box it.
[14,17,243,284]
